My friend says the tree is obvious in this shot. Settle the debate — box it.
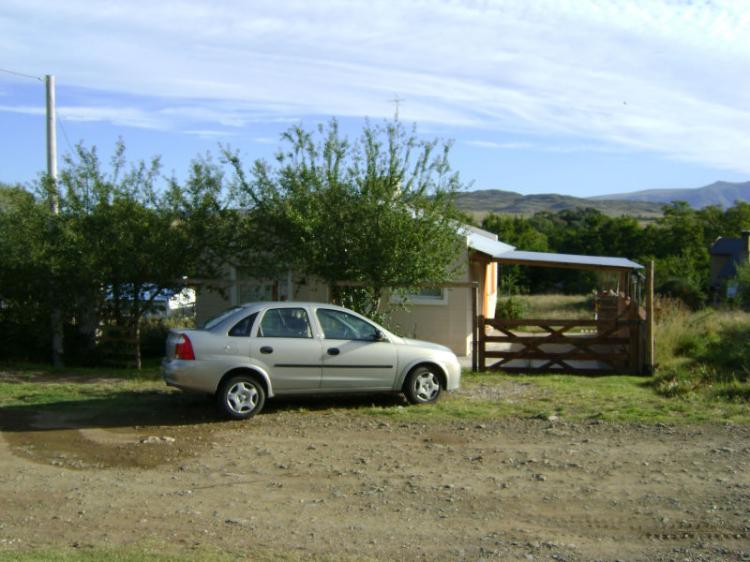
[225,119,465,318]
[0,141,242,367]
[0,184,54,360]
[57,142,242,367]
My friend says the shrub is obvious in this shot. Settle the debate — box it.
[140,315,196,359]
[652,308,750,399]
[495,296,527,320]
[657,277,706,310]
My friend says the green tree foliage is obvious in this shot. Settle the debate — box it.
[481,201,750,307]
[733,260,750,309]
[225,119,465,318]
[0,142,240,366]
[0,183,54,359]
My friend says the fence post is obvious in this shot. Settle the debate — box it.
[478,314,486,371]
[645,260,655,374]
[471,284,479,372]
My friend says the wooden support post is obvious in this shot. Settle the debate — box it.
[471,284,479,372]
[478,314,486,371]
[645,260,655,374]
[618,271,628,296]
[628,311,640,372]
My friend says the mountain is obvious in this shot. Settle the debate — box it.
[589,180,750,208]
[454,189,664,219]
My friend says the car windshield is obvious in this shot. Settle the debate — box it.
[202,306,242,330]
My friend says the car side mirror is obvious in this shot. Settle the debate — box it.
[372,330,387,342]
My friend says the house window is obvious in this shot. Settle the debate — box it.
[390,287,448,305]
[233,268,291,304]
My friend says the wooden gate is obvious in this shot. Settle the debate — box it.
[477,315,645,374]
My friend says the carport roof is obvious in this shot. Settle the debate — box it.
[491,250,643,272]
[465,229,515,257]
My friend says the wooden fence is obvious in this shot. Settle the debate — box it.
[477,314,646,374]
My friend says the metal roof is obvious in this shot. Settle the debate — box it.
[464,229,515,257]
[460,224,641,271]
[492,250,643,271]
[710,237,744,256]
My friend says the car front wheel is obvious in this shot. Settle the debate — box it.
[404,366,442,404]
[217,375,266,419]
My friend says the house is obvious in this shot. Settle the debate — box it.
[709,231,750,295]
[193,226,645,362]
[193,225,511,357]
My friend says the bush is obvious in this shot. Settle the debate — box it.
[495,296,527,320]
[0,309,50,361]
[657,277,706,310]
[139,315,196,359]
[652,308,750,399]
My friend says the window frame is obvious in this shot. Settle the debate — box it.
[389,287,448,306]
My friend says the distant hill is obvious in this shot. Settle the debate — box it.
[589,180,750,208]
[455,189,664,219]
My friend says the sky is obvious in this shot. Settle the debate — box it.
[1,0,750,198]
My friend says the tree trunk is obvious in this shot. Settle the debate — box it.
[76,292,99,364]
[133,319,142,371]
[50,307,64,368]
[132,286,142,370]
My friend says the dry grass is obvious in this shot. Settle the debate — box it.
[515,293,594,319]
[651,298,750,398]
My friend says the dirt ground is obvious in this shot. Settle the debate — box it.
[1,382,749,561]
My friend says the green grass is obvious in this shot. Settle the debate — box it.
[0,359,162,380]
[0,545,292,562]
[0,549,211,562]
[359,371,750,425]
[0,361,164,410]
[2,342,749,429]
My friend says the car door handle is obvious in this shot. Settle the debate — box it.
[260,346,273,354]
[327,347,340,356]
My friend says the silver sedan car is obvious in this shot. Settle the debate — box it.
[162,302,462,419]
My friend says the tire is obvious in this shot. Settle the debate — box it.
[217,375,266,420]
[403,366,442,405]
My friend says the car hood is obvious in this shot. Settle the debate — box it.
[399,337,452,353]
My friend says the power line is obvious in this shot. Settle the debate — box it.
[0,67,42,81]
[56,112,76,157]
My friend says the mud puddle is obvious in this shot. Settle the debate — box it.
[0,409,218,469]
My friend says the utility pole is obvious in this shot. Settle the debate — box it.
[46,74,58,211]
[46,74,64,367]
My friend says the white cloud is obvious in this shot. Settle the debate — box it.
[2,0,750,172]
[464,140,535,150]
[464,139,630,154]
[0,104,166,129]
[183,129,239,139]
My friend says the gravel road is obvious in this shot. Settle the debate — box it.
[1,387,749,561]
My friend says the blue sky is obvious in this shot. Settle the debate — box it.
[2,0,749,197]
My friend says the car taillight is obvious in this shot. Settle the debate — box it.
[175,334,195,360]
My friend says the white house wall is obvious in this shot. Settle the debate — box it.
[194,247,481,357]
[385,246,474,356]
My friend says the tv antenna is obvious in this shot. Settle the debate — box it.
[389,94,405,119]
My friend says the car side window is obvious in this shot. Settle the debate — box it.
[316,309,379,341]
[228,312,258,337]
[258,308,312,338]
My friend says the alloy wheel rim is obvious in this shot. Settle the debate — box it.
[227,382,259,413]
[414,372,439,401]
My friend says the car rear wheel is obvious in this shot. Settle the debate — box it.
[217,375,266,419]
[404,366,442,404]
